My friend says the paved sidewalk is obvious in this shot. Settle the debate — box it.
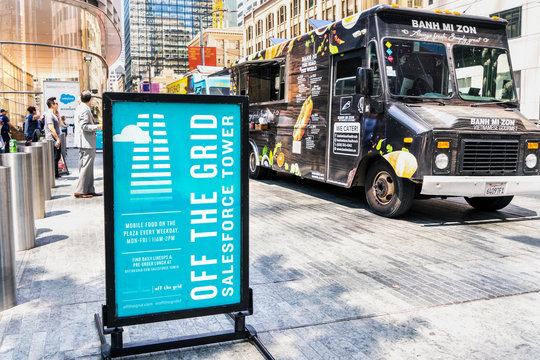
[0,148,539,359]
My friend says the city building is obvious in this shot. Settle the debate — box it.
[108,64,125,91]
[187,27,244,67]
[427,0,540,120]
[123,0,214,92]
[214,0,240,28]
[241,1,424,55]
[0,0,122,126]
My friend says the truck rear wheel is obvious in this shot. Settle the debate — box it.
[464,196,513,211]
[249,147,268,179]
[365,159,415,217]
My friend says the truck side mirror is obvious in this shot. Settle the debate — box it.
[355,67,373,96]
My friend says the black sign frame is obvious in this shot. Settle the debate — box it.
[101,92,251,328]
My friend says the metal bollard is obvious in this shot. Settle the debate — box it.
[17,145,46,219]
[42,139,56,188]
[0,153,36,251]
[0,166,17,310]
[31,142,51,200]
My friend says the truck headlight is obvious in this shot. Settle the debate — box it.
[525,153,537,169]
[435,153,449,169]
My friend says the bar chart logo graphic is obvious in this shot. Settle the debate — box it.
[113,113,172,201]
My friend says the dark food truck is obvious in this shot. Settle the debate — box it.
[227,5,540,217]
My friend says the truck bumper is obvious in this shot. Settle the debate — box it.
[420,175,540,197]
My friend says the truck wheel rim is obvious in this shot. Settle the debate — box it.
[373,170,394,205]
[249,152,257,173]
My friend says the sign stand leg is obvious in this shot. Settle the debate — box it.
[94,289,274,359]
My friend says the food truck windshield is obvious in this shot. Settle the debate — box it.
[382,40,517,103]
[377,8,518,105]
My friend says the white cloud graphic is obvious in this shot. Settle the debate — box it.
[113,125,151,143]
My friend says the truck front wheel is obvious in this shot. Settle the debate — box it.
[464,196,513,211]
[249,147,268,179]
[365,159,415,217]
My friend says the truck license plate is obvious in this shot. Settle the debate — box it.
[485,183,506,196]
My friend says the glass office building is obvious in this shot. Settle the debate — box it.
[124,0,214,92]
[0,0,122,126]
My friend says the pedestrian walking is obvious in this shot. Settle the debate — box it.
[44,97,62,178]
[60,115,68,135]
[73,90,102,198]
[24,106,41,144]
[1,108,18,153]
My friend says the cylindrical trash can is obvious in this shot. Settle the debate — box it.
[42,139,56,188]
[0,166,17,310]
[32,142,51,200]
[17,145,45,219]
[0,153,35,251]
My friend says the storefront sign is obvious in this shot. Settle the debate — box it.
[103,93,249,326]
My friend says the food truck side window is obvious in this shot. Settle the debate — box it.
[334,49,365,96]
[368,42,382,96]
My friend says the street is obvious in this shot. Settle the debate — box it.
[0,150,539,359]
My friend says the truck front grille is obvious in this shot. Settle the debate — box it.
[460,139,519,175]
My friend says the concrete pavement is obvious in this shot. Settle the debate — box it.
[0,148,539,359]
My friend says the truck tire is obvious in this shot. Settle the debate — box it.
[249,147,268,179]
[365,159,415,217]
[464,196,513,211]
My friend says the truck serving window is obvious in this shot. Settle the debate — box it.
[384,39,452,98]
[453,46,516,101]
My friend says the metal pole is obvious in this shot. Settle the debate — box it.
[0,166,16,310]
[18,144,45,219]
[200,18,205,66]
[43,139,56,188]
[32,142,51,200]
[86,60,90,90]
[149,62,152,93]
[0,153,35,251]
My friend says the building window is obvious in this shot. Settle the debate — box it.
[291,0,300,17]
[278,6,287,25]
[305,0,314,9]
[256,20,263,36]
[266,13,274,31]
[491,7,522,38]
[407,0,423,8]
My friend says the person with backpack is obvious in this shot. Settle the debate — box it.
[0,108,17,153]
[24,106,41,144]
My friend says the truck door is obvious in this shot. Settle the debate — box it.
[326,49,365,186]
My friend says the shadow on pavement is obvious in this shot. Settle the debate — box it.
[255,175,538,225]
[35,234,69,247]
[408,198,539,227]
[505,235,540,247]
[53,184,71,188]
[36,228,52,237]
[51,194,71,200]
[45,210,70,217]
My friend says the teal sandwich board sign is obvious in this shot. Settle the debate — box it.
[102,93,250,327]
